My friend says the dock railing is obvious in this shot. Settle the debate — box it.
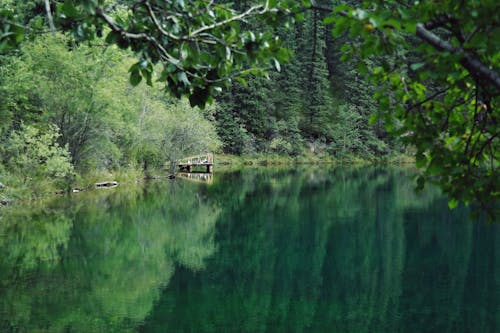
[178,153,214,166]
[178,153,214,173]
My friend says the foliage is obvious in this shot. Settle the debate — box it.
[1,123,74,195]
[0,7,25,53]
[215,74,276,154]
[50,0,297,108]
[0,34,128,169]
[0,0,498,208]
[136,98,222,172]
[0,180,220,332]
[319,0,499,210]
[0,33,222,184]
[329,104,365,156]
[213,6,386,158]
[296,9,334,140]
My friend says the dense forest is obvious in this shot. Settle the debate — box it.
[0,0,498,210]
[214,1,389,157]
[0,1,498,330]
[0,1,395,198]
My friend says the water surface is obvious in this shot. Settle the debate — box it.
[0,167,498,332]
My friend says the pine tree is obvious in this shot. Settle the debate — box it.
[297,10,335,142]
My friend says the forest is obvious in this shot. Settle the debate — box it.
[0,1,498,331]
[0,0,498,211]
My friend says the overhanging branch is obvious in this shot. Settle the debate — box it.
[309,1,500,90]
[416,23,500,90]
[189,4,267,37]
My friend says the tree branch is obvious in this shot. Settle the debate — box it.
[416,23,500,90]
[189,4,266,37]
[44,0,56,33]
[144,1,181,41]
[95,7,179,65]
[406,88,448,114]
[305,3,500,91]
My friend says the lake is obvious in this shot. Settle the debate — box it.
[0,167,498,332]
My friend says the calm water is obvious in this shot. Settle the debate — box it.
[0,167,498,333]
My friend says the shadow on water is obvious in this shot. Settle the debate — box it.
[0,167,498,332]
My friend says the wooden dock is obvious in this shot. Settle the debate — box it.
[178,153,214,173]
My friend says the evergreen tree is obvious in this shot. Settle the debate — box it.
[297,10,335,142]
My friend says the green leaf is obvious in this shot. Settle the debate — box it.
[177,71,190,86]
[416,153,427,168]
[323,16,336,25]
[235,77,247,87]
[448,199,459,209]
[174,0,185,8]
[410,62,425,71]
[62,1,81,18]
[80,0,97,15]
[105,31,119,44]
[129,70,142,86]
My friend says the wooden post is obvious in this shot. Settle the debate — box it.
[207,165,213,173]
[187,165,192,173]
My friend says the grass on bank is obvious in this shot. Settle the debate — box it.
[214,153,415,168]
[0,153,415,205]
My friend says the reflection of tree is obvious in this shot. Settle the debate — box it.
[141,167,497,333]
[1,168,497,333]
[460,222,500,332]
[310,170,406,333]
[399,202,500,333]
[0,202,73,274]
[141,167,410,332]
[0,201,74,331]
[0,180,219,332]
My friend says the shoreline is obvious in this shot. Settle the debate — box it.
[0,153,415,207]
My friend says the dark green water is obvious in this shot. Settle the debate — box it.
[0,167,498,333]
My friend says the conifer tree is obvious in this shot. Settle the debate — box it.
[297,10,335,142]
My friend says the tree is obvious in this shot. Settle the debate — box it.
[1,34,132,169]
[216,74,276,154]
[54,0,296,108]
[134,97,221,173]
[1,0,498,210]
[2,123,74,195]
[315,0,499,212]
[297,9,334,141]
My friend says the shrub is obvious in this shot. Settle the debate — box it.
[3,124,74,196]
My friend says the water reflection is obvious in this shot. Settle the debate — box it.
[0,180,219,332]
[177,172,214,184]
[0,167,498,333]
[142,167,498,333]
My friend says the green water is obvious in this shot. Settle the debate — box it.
[0,167,498,333]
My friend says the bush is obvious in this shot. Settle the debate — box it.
[2,124,74,197]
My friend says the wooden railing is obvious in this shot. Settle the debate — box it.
[178,153,214,166]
